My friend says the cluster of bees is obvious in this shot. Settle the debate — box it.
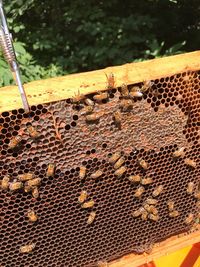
[118,80,152,109]
[128,157,162,222]
[8,125,40,150]
[131,147,199,223]
[71,75,113,123]
[132,182,199,224]
[172,147,197,168]
[132,198,159,221]
[78,166,97,225]
[76,145,199,228]
[71,74,152,128]
[108,152,127,177]
[166,200,195,224]
[1,173,41,198]
[0,163,56,254]
[78,189,96,225]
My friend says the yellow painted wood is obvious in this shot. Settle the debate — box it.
[0,51,200,113]
[109,229,200,267]
[155,244,200,267]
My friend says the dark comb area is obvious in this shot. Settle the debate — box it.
[0,70,200,267]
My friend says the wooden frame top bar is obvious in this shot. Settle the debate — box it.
[0,51,200,113]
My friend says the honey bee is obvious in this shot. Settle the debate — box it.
[149,214,159,221]
[152,185,164,197]
[18,173,34,181]
[26,178,41,187]
[93,91,109,102]
[185,213,194,225]
[113,110,122,129]
[105,72,115,89]
[172,147,185,158]
[167,201,175,211]
[114,166,127,177]
[187,182,194,194]
[145,198,158,205]
[138,159,148,170]
[27,125,40,139]
[71,90,85,104]
[85,98,94,106]
[32,187,39,199]
[80,105,94,115]
[132,207,144,217]
[108,152,121,164]
[97,261,108,267]
[184,158,197,168]
[114,157,125,170]
[128,175,141,183]
[1,175,10,190]
[169,210,180,217]
[141,210,148,221]
[143,204,151,213]
[119,99,133,112]
[129,87,143,98]
[47,163,55,177]
[141,177,153,185]
[82,200,95,209]
[8,136,22,149]
[20,243,35,254]
[120,83,129,98]
[9,181,23,191]
[87,211,96,225]
[149,206,158,215]
[24,184,32,193]
[85,113,101,122]
[134,186,145,198]
[79,166,86,180]
[194,191,200,199]
[141,80,153,93]
[91,170,103,179]
[78,190,88,203]
[27,210,38,222]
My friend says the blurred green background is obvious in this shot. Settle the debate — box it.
[0,0,199,86]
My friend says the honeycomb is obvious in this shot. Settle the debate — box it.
[0,69,200,267]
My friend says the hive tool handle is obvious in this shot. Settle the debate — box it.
[0,0,30,113]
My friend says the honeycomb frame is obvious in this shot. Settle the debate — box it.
[0,51,200,267]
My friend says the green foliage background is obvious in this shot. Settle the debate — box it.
[0,0,199,86]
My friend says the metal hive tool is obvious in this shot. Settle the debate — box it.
[0,68,200,267]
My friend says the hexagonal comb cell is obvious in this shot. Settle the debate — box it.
[0,70,199,267]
